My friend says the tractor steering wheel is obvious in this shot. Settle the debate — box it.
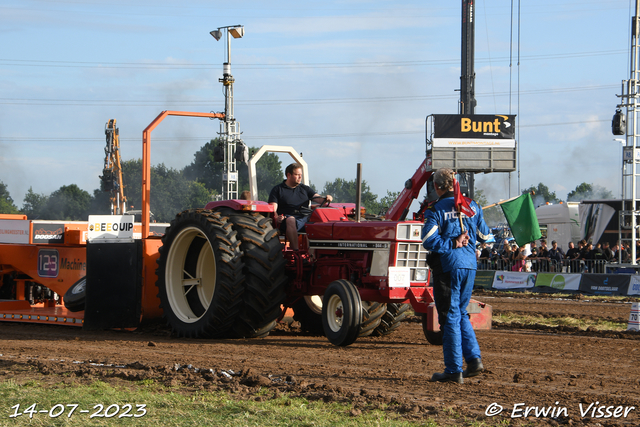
[319,197,331,207]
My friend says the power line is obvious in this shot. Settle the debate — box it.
[0,119,610,143]
[0,50,627,70]
[0,84,618,107]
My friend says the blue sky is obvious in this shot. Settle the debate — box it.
[0,0,633,211]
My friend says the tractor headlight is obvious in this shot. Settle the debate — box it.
[414,268,428,282]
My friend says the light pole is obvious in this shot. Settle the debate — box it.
[210,25,245,200]
[614,138,625,199]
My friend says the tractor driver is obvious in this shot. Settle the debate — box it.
[268,163,332,251]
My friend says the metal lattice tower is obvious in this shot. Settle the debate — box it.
[617,2,640,264]
[211,25,244,200]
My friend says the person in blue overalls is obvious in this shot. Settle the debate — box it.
[421,168,492,383]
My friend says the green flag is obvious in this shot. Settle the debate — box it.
[500,193,542,246]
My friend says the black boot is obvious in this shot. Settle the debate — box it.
[430,372,463,384]
[463,358,484,378]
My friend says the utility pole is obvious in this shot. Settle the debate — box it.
[211,25,246,200]
[459,0,476,199]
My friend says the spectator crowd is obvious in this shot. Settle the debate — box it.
[476,238,629,273]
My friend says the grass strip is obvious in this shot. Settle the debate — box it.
[492,313,628,331]
[0,379,443,427]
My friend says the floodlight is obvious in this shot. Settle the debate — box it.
[210,29,222,41]
[229,27,244,38]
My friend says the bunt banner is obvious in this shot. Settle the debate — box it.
[432,114,516,148]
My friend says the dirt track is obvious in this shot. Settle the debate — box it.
[1,294,640,426]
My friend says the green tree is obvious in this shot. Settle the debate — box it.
[121,159,143,211]
[521,183,562,206]
[42,184,92,220]
[22,187,49,219]
[183,141,283,201]
[88,186,115,215]
[151,163,210,222]
[567,182,613,201]
[122,159,214,222]
[0,181,19,214]
[182,140,223,192]
[321,178,380,214]
[378,190,400,216]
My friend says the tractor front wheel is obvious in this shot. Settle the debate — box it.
[322,279,362,346]
[293,296,385,338]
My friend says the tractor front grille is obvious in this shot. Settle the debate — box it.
[395,242,429,281]
[394,213,430,283]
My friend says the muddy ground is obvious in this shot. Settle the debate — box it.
[1,292,640,426]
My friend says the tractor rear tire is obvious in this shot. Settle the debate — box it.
[372,302,411,336]
[156,209,244,338]
[292,296,325,335]
[322,279,362,346]
[63,277,86,312]
[225,211,287,338]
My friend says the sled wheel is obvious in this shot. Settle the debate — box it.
[421,313,444,345]
[63,277,86,312]
[224,210,287,338]
[322,279,362,346]
[292,295,325,335]
[156,209,244,338]
[373,302,411,336]
[359,301,387,337]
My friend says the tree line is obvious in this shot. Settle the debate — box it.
[0,140,614,224]
[0,140,401,222]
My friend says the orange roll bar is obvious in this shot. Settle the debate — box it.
[141,111,225,239]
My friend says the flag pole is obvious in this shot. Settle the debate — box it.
[482,191,535,210]
[458,206,465,232]
[453,178,466,232]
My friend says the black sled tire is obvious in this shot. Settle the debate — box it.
[155,209,244,338]
[372,302,411,337]
[63,277,86,312]
[322,279,362,347]
[225,211,287,338]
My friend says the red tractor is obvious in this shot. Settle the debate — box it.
[0,112,490,344]
[154,145,492,346]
